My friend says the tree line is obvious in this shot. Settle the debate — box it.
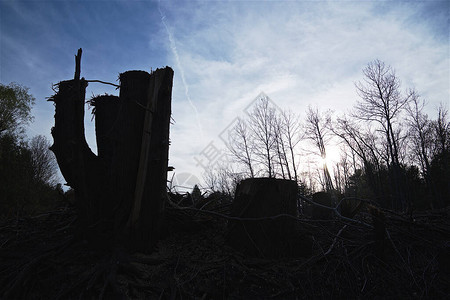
[1,60,448,216]
[0,82,63,217]
[204,60,449,212]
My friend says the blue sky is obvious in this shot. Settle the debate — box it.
[1,0,449,188]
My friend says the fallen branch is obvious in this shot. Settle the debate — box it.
[324,224,348,256]
[299,194,373,228]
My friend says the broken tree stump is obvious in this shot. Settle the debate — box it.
[50,49,174,252]
[227,178,302,258]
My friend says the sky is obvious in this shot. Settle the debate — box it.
[1,0,449,190]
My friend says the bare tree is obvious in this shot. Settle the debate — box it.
[395,124,409,165]
[227,98,303,182]
[305,106,333,192]
[300,165,317,194]
[428,103,450,208]
[202,167,220,192]
[29,135,58,186]
[281,110,303,182]
[273,111,302,180]
[405,94,433,175]
[332,148,352,194]
[333,115,384,199]
[202,160,243,196]
[405,95,445,209]
[334,116,370,164]
[354,60,413,210]
[354,60,412,169]
[432,103,450,156]
[273,115,288,179]
[228,118,255,177]
[248,95,277,177]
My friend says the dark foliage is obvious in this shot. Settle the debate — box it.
[0,133,63,217]
[0,82,35,135]
[429,150,450,208]
[0,82,62,217]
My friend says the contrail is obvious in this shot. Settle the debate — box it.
[158,1,204,138]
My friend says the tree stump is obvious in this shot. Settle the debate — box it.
[50,49,174,252]
[227,178,303,258]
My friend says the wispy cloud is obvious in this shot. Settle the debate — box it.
[158,0,204,139]
[161,1,448,179]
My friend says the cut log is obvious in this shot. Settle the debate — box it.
[227,178,306,258]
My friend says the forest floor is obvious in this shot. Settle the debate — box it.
[0,199,449,299]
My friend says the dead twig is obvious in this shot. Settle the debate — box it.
[324,224,348,256]
[85,79,120,88]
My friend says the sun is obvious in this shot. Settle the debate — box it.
[320,147,341,167]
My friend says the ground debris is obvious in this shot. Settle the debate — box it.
[0,204,449,299]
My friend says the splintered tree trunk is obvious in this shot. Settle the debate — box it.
[116,69,173,250]
[227,178,299,258]
[50,49,173,251]
[50,78,105,230]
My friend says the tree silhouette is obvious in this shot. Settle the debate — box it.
[0,82,35,135]
[354,60,414,210]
